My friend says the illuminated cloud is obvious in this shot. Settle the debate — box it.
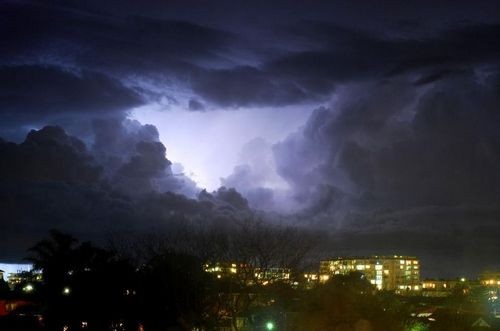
[1,0,500,275]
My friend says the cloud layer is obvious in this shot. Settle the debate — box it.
[2,0,500,275]
[0,123,253,260]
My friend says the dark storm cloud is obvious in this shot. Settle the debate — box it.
[2,0,500,275]
[0,65,143,140]
[211,187,249,211]
[0,125,253,260]
[259,70,500,275]
[0,32,231,258]
[3,0,500,112]
[191,66,310,107]
[412,69,457,86]
[90,118,198,197]
[0,1,233,69]
[274,71,500,214]
[186,21,500,107]
[113,141,171,193]
[188,99,205,112]
[0,65,141,115]
[0,0,236,137]
[267,22,500,90]
[0,126,101,184]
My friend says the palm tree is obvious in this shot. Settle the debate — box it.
[26,229,78,289]
[25,230,80,329]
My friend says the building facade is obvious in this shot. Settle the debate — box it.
[480,271,500,288]
[319,255,420,292]
[204,262,291,285]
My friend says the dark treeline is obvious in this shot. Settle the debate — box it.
[1,220,324,331]
[0,221,496,331]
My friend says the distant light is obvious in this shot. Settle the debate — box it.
[62,287,71,295]
[266,321,275,330]
[460,277,466,282]
[23,284,34,292]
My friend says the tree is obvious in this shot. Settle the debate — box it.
[26,230,78,329]
[0,277,10,295]
[136,251,216,330]
[107,218,321,330]
[26,230,138,330]
[296,272,405,331]
[26,229,78,287]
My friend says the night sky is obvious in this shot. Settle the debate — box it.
[1,0,500,277]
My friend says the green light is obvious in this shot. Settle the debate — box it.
[266,321,275,330]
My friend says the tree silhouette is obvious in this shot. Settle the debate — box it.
[26,229,78,284]
[26,230,79,329]
[25,230,139,330]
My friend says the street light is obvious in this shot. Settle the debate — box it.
[23,284,34,292]
[266,321,275,330]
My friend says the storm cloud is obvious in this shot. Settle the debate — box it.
[0,123,253,260]
[220,69,500,219]
[3,0,500,120]
[271,71,500,276]
[1,0,500,276]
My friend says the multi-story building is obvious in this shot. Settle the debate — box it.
[319,255,420,292]
[204,262,290,285]
[7,271,42,290]
[204,262,240,279]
